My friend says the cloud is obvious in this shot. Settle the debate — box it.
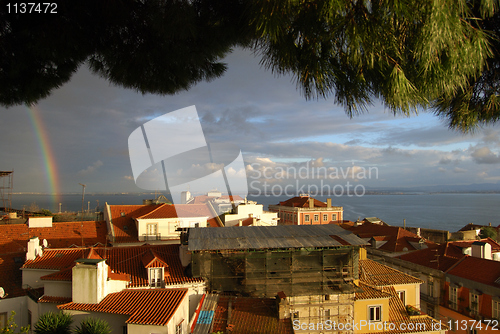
[471,147,500,164]
[78,160,103,175]
[453,167,468,173]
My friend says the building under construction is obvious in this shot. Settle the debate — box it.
[0,170,13,212]
[187,225,368,332]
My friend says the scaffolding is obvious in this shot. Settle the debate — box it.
[192,246,360,298]
[0,171,13,212]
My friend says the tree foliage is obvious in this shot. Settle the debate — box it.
[1,0,499,131]
[74,318,111,334]
[0,311,29,334]
[33,312,72,334]
[479,226,497,239]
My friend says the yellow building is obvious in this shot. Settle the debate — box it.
[353,249,447,334]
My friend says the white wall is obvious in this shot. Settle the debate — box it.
[0,296,28,331]
[22,269,59,289]
[43,281,72,298]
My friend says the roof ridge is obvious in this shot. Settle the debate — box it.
[444,254,469,273]
[136,203,168,219]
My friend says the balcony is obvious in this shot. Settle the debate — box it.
[421,293,439,305]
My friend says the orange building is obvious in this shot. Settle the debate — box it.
[268,194,343,225]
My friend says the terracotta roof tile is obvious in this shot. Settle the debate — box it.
[211,296,294,334]
[59,289,187,326]
[277,196,327,208]
[0,221,108,254]
[446,256,500,287]
[138,204,212,219]
[397,238,500,272]
[23,244,202,287]
[359,259,423,286]
[355,283,393,300]
[343,222,433,252]
[398,243,464,271]
[0,252,25,298]
[368,286,447,334]
[38,296,72,304]
[108,204,161,243]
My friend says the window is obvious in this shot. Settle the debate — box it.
[149,268,163,287]
[314,214,319,222]
[470,293,479,314]
[493,300,500,320]
[428,280,434,297]
[323,214,328,221]
[304,215,310,222]
[0,313,7,330]
[175,320,184,334]
[332,214,337,221]
[369,306,381,322]
[146,223,158,240]
[449,286,458,310]
[397,290,406,305]
[324,309,331,318]
[427,303,434,318]
[293,311,300,318]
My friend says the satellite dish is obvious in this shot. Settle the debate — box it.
[42,239,48,248]
[0,287,5,298]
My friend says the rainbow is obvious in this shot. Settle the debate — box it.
[26,105,61,208]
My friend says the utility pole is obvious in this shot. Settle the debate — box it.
[79,183,86,218]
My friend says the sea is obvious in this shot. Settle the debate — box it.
[8,192,500,233]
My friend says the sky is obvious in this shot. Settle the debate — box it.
[1,47,499,196]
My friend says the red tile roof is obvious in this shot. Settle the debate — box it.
[276,196,327,208]
[59,289,187,326]
[342,222,433,252]
[138,204,213,219]
[211,296,294,334]
[38,295,72,304]
[108,203,218,242]
[0,252,26,298]
[108,204,161,243]
[397,238,500,272]
[0,221,108,254]
[23,244,202,287]
[355,283,393,300]
[446,256,500,287]
[359,259,423,286]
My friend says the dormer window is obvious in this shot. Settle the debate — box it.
[142,249,169,288]
[149,267,163,288]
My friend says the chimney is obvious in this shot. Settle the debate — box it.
[72,259,108,303]
[26,237,43,261]
[309,198,314,209]
[179,244,191,267]
[238,219,243,226]
[471,242,492,260]
[327,198,332,208]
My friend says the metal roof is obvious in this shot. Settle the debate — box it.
[188,224,368,251]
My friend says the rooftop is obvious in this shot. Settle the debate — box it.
[359,259,423,286]
[342,222,433,252]
[397,238,500,271]
[59,289,187,326]
[446,256,500,288]
[274,196,328,208]
[23,244,201,287]
[188,225,368,251]
[194,295,294,334]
